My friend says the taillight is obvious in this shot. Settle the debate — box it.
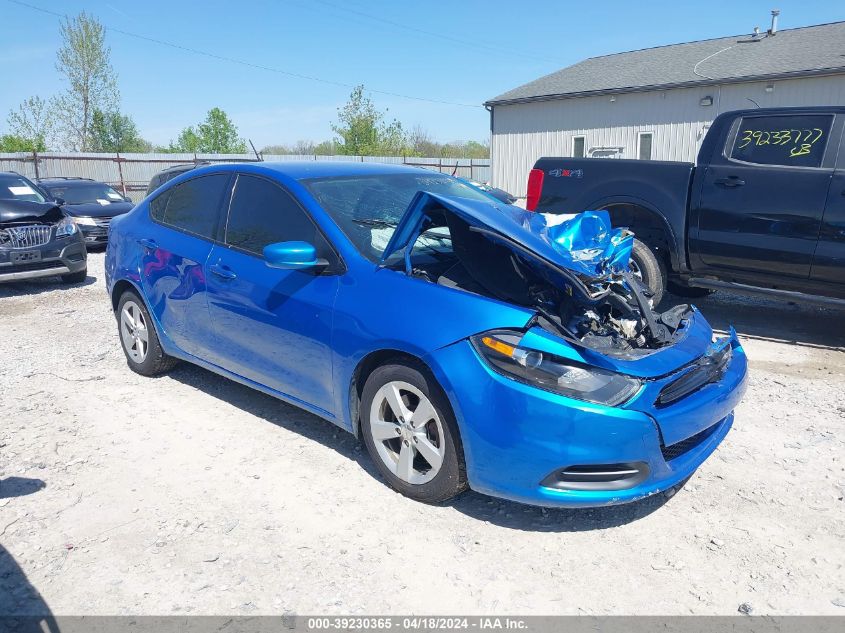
[526,168,544,211]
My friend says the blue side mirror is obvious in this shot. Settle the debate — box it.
[263,241,324,270]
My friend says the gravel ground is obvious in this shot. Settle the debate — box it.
[0,251,843,616]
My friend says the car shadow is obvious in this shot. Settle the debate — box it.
[660,290,845,350]
[169,363,677,531]
[0,477,46,499]
[446,484,676,532]
[0,545,58,629]
[167,363,383,481]
[0,274,97,298]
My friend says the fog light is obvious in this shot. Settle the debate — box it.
[540,462,649,491]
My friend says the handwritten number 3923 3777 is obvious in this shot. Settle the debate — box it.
[737,128,824,158]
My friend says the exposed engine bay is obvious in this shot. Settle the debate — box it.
[391,205,692,358]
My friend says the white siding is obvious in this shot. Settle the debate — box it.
[491,74,845,196]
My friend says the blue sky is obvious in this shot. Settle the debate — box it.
[1,0,842,149]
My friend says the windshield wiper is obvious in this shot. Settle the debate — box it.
[352,218,397,228]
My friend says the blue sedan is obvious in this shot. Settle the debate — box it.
[105,162,747,507]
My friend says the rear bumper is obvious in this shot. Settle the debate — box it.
[0,237,87,283]
[428,335,748,508]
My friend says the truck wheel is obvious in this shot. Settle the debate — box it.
[629,239,665,305]
[668,280,715,298]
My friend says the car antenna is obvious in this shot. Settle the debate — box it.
[249,139,263,161]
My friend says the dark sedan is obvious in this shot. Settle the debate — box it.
[38,178,134,247]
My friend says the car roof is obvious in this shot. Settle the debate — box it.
[189,160,436,181]
[156,162,210,175]
[38,178,104,186]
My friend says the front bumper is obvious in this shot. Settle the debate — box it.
[430,334,748,508]
[0,235,87,283]
[77,221,111,245]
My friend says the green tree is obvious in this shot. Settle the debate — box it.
[261,143,292,155]
[90,109,151,152]
[313,140,338,155]
[171,108,247,154]
[331,85,407,156]
[461,140,490,159]
[6,96,54,151]
[0,134,45,152]
[53,11,119,150]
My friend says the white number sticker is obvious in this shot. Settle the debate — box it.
[8,185,35,196]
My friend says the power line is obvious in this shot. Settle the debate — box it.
[6,0,483,108]
[307,0,543,62]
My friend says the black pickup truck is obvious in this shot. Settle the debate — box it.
[528,106,845,306]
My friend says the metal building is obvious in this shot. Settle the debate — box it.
[485,17,845,198]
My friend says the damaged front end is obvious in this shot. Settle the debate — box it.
[0,199,65,239]
[380,193,691,359]
[0,199,86,282]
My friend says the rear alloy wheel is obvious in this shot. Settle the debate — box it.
[117,291,178,376]
[361,363,466,503]
[120,300,150,364]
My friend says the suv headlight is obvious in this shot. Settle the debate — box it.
[471,330,642,406]
[56,216,79,237]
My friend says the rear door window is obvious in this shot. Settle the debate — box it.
[156,174,229,239]
[224,174,333,258]
[729,114,833,168]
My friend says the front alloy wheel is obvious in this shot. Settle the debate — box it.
[369,381,446,485]
[360,362,466,503]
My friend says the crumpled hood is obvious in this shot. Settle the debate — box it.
[527,211,633,277]
[380,192,632,280]
[0,199,63,225]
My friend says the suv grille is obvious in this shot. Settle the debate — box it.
[661,424,718,462]
[0,225,53,248]
[656,345,732,406]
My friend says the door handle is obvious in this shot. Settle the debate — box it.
[209,263,237,280]
[714,177,746,187]
[137,238,158,249]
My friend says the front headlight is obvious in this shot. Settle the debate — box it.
[471,330,642,406]
[71,216,97,226]
[55,216,79,237]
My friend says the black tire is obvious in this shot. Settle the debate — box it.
[61,268,88,284]
[630,238,666,305]
[116,290,178,377]
[360,361,467,504]
[668,280,715,298]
